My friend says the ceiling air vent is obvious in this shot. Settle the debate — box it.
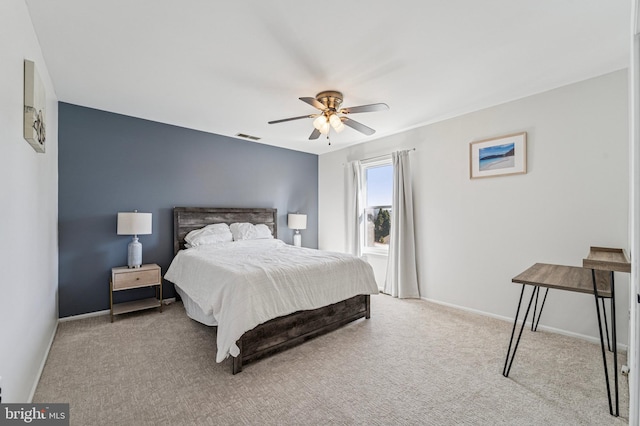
[236,133,261,141]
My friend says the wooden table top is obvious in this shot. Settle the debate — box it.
[512,263,612,298]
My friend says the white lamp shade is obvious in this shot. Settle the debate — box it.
[313,115,326,130]
[318,120,330,135]
[287,213,307,230]
[117,212,152,235]
[329,114,345,133]
[329,113,341,128]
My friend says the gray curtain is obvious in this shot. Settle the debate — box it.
[345,160,363,256]
[384,150,419,298]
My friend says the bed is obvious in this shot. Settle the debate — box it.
[164,207,378,373]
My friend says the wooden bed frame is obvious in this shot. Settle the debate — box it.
[172,207,371,374]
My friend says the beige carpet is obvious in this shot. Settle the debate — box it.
[34,295,628,425]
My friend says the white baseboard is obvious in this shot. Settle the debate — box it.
[421,296,628,353]
[58,298,177,323]
[58,309,110,322]
[28,320,58,403]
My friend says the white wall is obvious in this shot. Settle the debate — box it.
[0,0,58,402]
[320,70,630,345]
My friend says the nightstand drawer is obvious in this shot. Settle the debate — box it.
[113,268,160,290]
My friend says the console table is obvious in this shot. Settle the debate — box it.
[503,247,630,417]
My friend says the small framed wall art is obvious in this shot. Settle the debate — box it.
[469,132,526,179]
[23,59,46,153]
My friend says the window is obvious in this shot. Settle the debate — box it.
[361,158,392,253]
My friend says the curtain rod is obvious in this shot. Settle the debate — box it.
[346,147,416,165]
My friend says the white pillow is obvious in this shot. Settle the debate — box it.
[185,223,233,246]
[254,224,274,239]
[188,232,232,246]
[202,223,231,234]
[229,223,274,240]
[230,222,257,241]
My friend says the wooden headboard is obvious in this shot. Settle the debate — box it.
[173,207,278,254]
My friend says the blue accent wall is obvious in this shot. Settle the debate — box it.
[58,102,318,318]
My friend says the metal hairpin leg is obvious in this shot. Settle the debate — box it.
[600,297,611,352]
[592,269,618,417]
[503,285,536,377]
[531,286,539,331]
[610,271,618,416]
[531,287,549,332]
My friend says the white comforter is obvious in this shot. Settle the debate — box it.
[164,239,378,362]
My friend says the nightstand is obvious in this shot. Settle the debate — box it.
[110,263,162,322]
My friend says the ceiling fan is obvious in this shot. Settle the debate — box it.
[268,90,389,142]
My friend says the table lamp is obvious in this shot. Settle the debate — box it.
[117,210,152,268]
[287,213,307,247]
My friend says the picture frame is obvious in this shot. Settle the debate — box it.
[23,59,46,153]
[469,132,526,179]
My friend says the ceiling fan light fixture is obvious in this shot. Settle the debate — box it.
[329,113,345,133]
[319,120,331,135]
[329,113,341,128]
[313,115,327,130]
[269,90,388,140]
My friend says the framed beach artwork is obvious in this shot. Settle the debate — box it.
[469,132,527,179]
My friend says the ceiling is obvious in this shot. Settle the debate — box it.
[25,1,630,155]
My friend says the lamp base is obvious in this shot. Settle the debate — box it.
[127,236,142,268]
[293,231,301,247]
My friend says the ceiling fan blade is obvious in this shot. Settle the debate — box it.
[299,97,327,110]
[339,103,389,114]
[342,117,376,136]
[309,128,321,140]
[268,114,314,124]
